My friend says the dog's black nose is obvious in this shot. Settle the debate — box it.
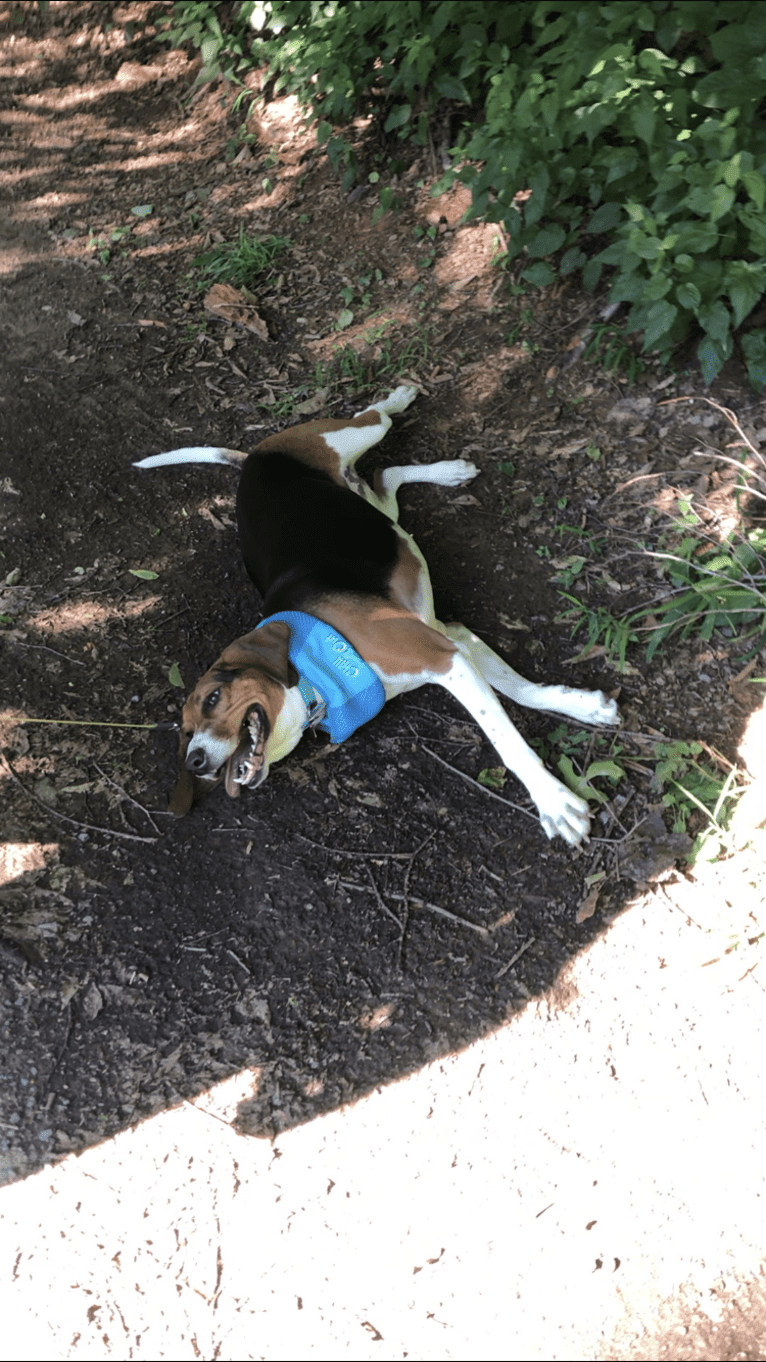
[186,748,208,773]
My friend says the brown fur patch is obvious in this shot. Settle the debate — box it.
[388,536,425,613]
[309,596,456,680]
[253,410,384,480]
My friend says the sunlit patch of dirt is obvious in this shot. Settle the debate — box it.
[0,842,59,887]
[28,596,160,635]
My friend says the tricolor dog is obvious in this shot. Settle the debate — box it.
[135,386,618,843]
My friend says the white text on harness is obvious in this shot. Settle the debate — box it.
[324,632,360,678]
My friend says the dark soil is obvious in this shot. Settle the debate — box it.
[1,1,762,1184]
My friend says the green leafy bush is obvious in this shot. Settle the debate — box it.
[159,0,766,386]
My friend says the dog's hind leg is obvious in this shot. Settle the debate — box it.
[431,647,596,845]
[443,623,619,727]
[373,458,479,521]
[323,386,421,475]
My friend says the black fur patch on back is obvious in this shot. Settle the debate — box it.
[236,452,399,613]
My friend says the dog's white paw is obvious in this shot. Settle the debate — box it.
[544,685,620,727]
[581,692,620,726]
[382,384,420,414]
[535,775,591,846]
[446,459,480,486]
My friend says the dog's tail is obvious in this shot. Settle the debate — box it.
[134,446,248,470]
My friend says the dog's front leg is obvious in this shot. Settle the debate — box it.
[439,653,592,845]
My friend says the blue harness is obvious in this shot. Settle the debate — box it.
[257,611,386,743]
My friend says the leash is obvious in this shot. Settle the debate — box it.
[10,717,180,731]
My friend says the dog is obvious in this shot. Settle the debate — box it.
[134,386,618,843]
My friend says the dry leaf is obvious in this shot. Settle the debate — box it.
[204,284,268,340]
[576,885,601,923]
[82,981,103,1020]
[294,388,330,415]
[198,506,230,532]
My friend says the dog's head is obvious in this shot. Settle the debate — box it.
[169,620,298,816]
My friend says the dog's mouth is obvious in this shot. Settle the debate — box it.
[223,704,270,797]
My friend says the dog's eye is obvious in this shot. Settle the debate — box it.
[203,687,221,713]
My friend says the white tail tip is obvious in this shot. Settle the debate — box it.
[133,446,248,470]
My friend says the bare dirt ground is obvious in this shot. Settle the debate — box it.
[1,4,765,1359]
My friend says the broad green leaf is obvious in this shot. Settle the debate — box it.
[435,75,470,102]
[384,103,411,132]
[582,259,603,292]
[522,261,555,287]
[129,569,159,580]
[643,300,678,350]
[742,329,766,392]
[697,334,730,385]
[526,225,566,257]
[725,263,765,327]
[644,274,673,302]
[586,201,622,233]
[631,91,655,147]
[557,755,608,805]
[742,170,766,210]
[709,183,735,222]
[478,766,506,791]
[168,662,184,688]
[677,282,701,312]
[584,759,625,785]
[560,247,586,275]
[697,300,731,344]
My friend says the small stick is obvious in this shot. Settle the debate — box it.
[12,642,85,667]
[396,861,412,971]
[92,761,162,836]
[339,880,489,938]
[297,831,436,861]
[47,1004,75,1080]
[307,831,438,961]
[595,786,635,840]
[226,948,251,975]
[390,892,489,938]
[495,936,536,979]
[658,394,766,468]
[0,750,160,844]
[421,743,538,822]
[363,863,402,929]
[145,604,191,634]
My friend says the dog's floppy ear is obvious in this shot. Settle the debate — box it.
[218,620,298,688]
[169,769,223,816]
[169,768,194,817]
[168,728,194,816]
[168,728,222,816]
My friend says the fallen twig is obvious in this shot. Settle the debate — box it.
[339,880,490,939]
[297,832,436,860]
[363,863,402,929]
[92,761,162,836]
[495,936,536,979]
[1,749,160,844]
[421,743,538,822]
[11,642,85,667]
[658,394,766,469]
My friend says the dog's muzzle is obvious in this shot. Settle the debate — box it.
[223,703,270,797]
